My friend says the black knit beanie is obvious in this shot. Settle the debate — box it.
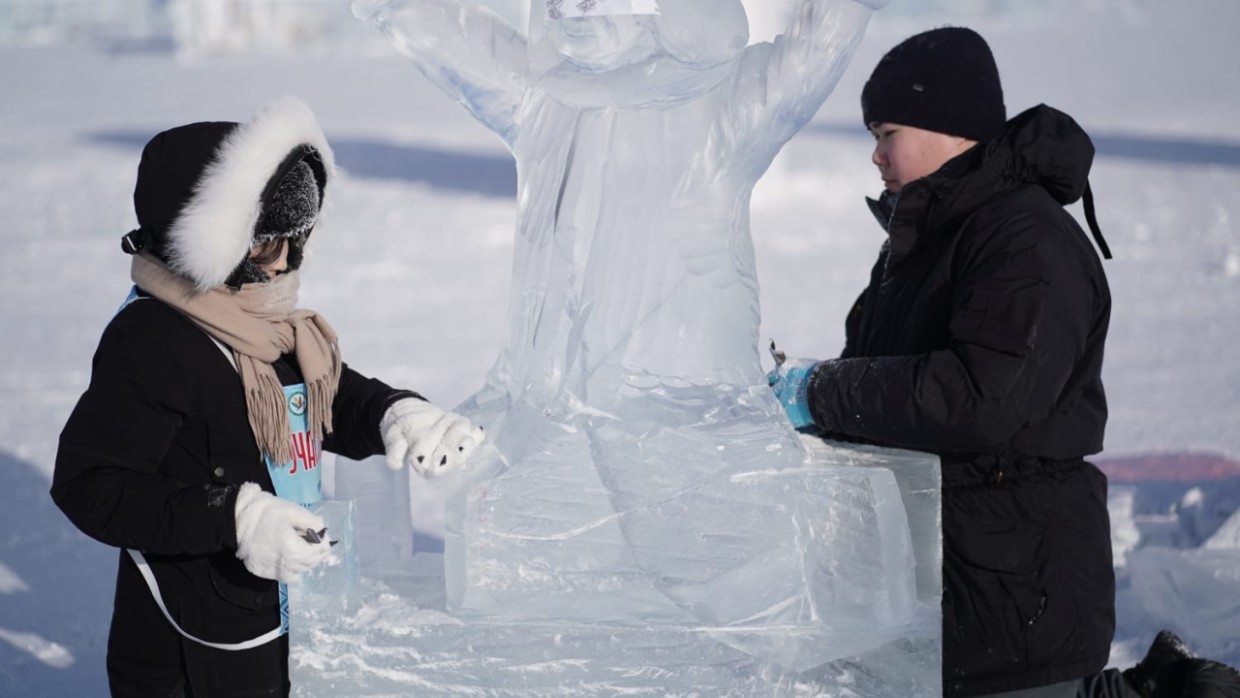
[861,27,1006,142]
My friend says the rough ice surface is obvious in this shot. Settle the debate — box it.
[540,0,659,19]
[292,0,942,693]
[1109,479,1240,664]
[291,440,940,695]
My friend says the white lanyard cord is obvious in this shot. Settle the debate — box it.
[126,549,282,651]
[119,294,279,651]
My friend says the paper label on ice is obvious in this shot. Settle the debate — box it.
[544,0,659,19]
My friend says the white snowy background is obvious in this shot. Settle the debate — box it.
[1,0,1238,694]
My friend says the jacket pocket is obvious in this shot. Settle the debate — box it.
[950,276,1047,355]
[943,502,1049,680]
[207,552,279,612]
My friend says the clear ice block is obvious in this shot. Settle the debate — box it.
[294,500,361,619]
[290,440,941,695]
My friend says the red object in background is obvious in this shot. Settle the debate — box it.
[1095,452,1240,483]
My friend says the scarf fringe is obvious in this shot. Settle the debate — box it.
[294,313,341,444]
[307,373,336,443]
[246,366,294,464]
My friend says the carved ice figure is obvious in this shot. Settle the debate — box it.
[354,0,924,671]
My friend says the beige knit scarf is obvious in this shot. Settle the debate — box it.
[131,253,341,464]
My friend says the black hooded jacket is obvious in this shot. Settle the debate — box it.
[51,100,421,696]
[52,296,415,695]
[805,105,1115,696]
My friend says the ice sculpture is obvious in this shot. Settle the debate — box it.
[299,0,941,690]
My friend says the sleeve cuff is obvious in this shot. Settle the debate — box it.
[205,483,241,549]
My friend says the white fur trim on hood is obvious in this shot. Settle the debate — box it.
[167,97,336,292]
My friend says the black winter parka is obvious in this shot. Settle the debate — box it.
[52,296,415,696]
[805,105,1115,697]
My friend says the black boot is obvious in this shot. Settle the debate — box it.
[1123,630,1240,698]
[1182,657,1240,698]
[1123,630,1195,697]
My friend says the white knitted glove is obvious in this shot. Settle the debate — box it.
[380,398,484,478]
[233,482,332,584]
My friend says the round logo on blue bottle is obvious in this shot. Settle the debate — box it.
[288,390,308,416]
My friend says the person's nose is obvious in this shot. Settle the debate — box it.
[268,240,290,275]
[872,144,886,167]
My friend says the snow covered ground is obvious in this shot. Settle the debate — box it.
[1,0,1238,693]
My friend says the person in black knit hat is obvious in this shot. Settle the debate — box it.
[861,26,1006,143]
[768,26,1240,698]
[52,97,487,696]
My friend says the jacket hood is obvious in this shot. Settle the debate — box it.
[126,97,335,292]
[993,104,1094,207]
[875,104,1096,236]
[868,103,1109,264]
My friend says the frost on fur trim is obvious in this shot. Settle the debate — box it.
[166,97,335,291]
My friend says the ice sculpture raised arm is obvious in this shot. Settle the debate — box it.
[353,0,527,145]
[354,0,935,679]
[726,0,884,175]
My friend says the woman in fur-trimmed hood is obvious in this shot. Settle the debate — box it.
[52,98,485,696]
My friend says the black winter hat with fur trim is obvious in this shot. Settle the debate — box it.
[121,97,333,291]
[861,26,1006,142]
